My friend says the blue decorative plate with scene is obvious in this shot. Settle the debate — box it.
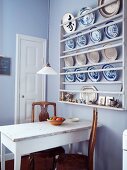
[75,68,87,82]
[65,70,75,82]
[90,27,102,43]
[87,66,101,82]
[78,7,95,27]
[102,64,118,81]
[105,21,119,39]
[76,34,87,47]
[65,39,75,50]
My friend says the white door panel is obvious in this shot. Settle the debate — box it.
[15,34,46,123]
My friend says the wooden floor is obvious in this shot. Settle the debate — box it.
[0,155,30,170]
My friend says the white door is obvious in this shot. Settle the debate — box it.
[15,34,46,124]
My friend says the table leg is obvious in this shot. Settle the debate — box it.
[14,152,21,170]
[1,143,5,170]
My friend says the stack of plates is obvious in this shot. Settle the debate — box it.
[87,51,100,64]
[62,13,76,33]
[75,53,87,66]
[78,7,95,27]
[102,45,117,61]
[98,0,120,18]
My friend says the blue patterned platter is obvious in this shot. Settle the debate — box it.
[76,34,87,47]
[90,27,102,43]
[105,21,119,39]
[65,70,75,82]
[65,39,75,50]
[87,66,101,82]
[75,68,87,82]
[78,7,95,27]
[102,64,118,81]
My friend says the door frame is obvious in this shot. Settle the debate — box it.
[15,34,46,124]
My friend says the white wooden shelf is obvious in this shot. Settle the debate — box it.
[60,67,123,75]
[63,13,123,38]
[60,42,122,59]
[62,81,122,85]
[62,59,123,70]
[59,89,123,95]
[59,101,124,111]
[61,18,123,42]
[62,36,122,54]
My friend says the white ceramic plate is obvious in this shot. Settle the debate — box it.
[78,7,95,27]
[75,53,87,66]
[98,0,120,18]
[62,13,76,33]
[64,57,75,67]
[80,86,98,103]
[65,70,75,82]
[87,51,100,64]
[102,44,117,61]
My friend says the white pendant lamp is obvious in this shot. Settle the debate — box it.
[37,63,57,75]
[37,0,57,75]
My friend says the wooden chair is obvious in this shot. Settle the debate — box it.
[56,108,98,170]
[29,101,65,170]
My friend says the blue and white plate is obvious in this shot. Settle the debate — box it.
[90,27,102,43]
[76,34,87,47]
[102,64,118,81]
[65,70,75,82]
[87,66,101,82]
[65,39,75,50]
[78,7,95,27]
[75,68,87,82]
[105,21,119,39]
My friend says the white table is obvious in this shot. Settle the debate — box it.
[0,119,92,170]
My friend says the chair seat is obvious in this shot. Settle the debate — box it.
[56,154,88,170]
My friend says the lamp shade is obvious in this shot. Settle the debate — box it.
[37,63,57,75]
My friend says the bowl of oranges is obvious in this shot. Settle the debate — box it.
[47,116,65,126]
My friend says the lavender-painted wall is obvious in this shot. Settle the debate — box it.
[0,0,48,125]
[47,0,127,170]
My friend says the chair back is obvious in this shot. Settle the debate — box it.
[88,108,98,170]
[31,101,56,122]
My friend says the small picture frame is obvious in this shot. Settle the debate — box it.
[98,96,106,106]
[106,97,114,106]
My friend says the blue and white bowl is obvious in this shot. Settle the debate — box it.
[102,64,118,81]
[90,27,102,43]
[65,38,75,50]
[65,70,75,82]
[75,68,87,82]
[105,21,119,39]
[87,66,101,82]
[76,34,87,47]
[78,7,95,27]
